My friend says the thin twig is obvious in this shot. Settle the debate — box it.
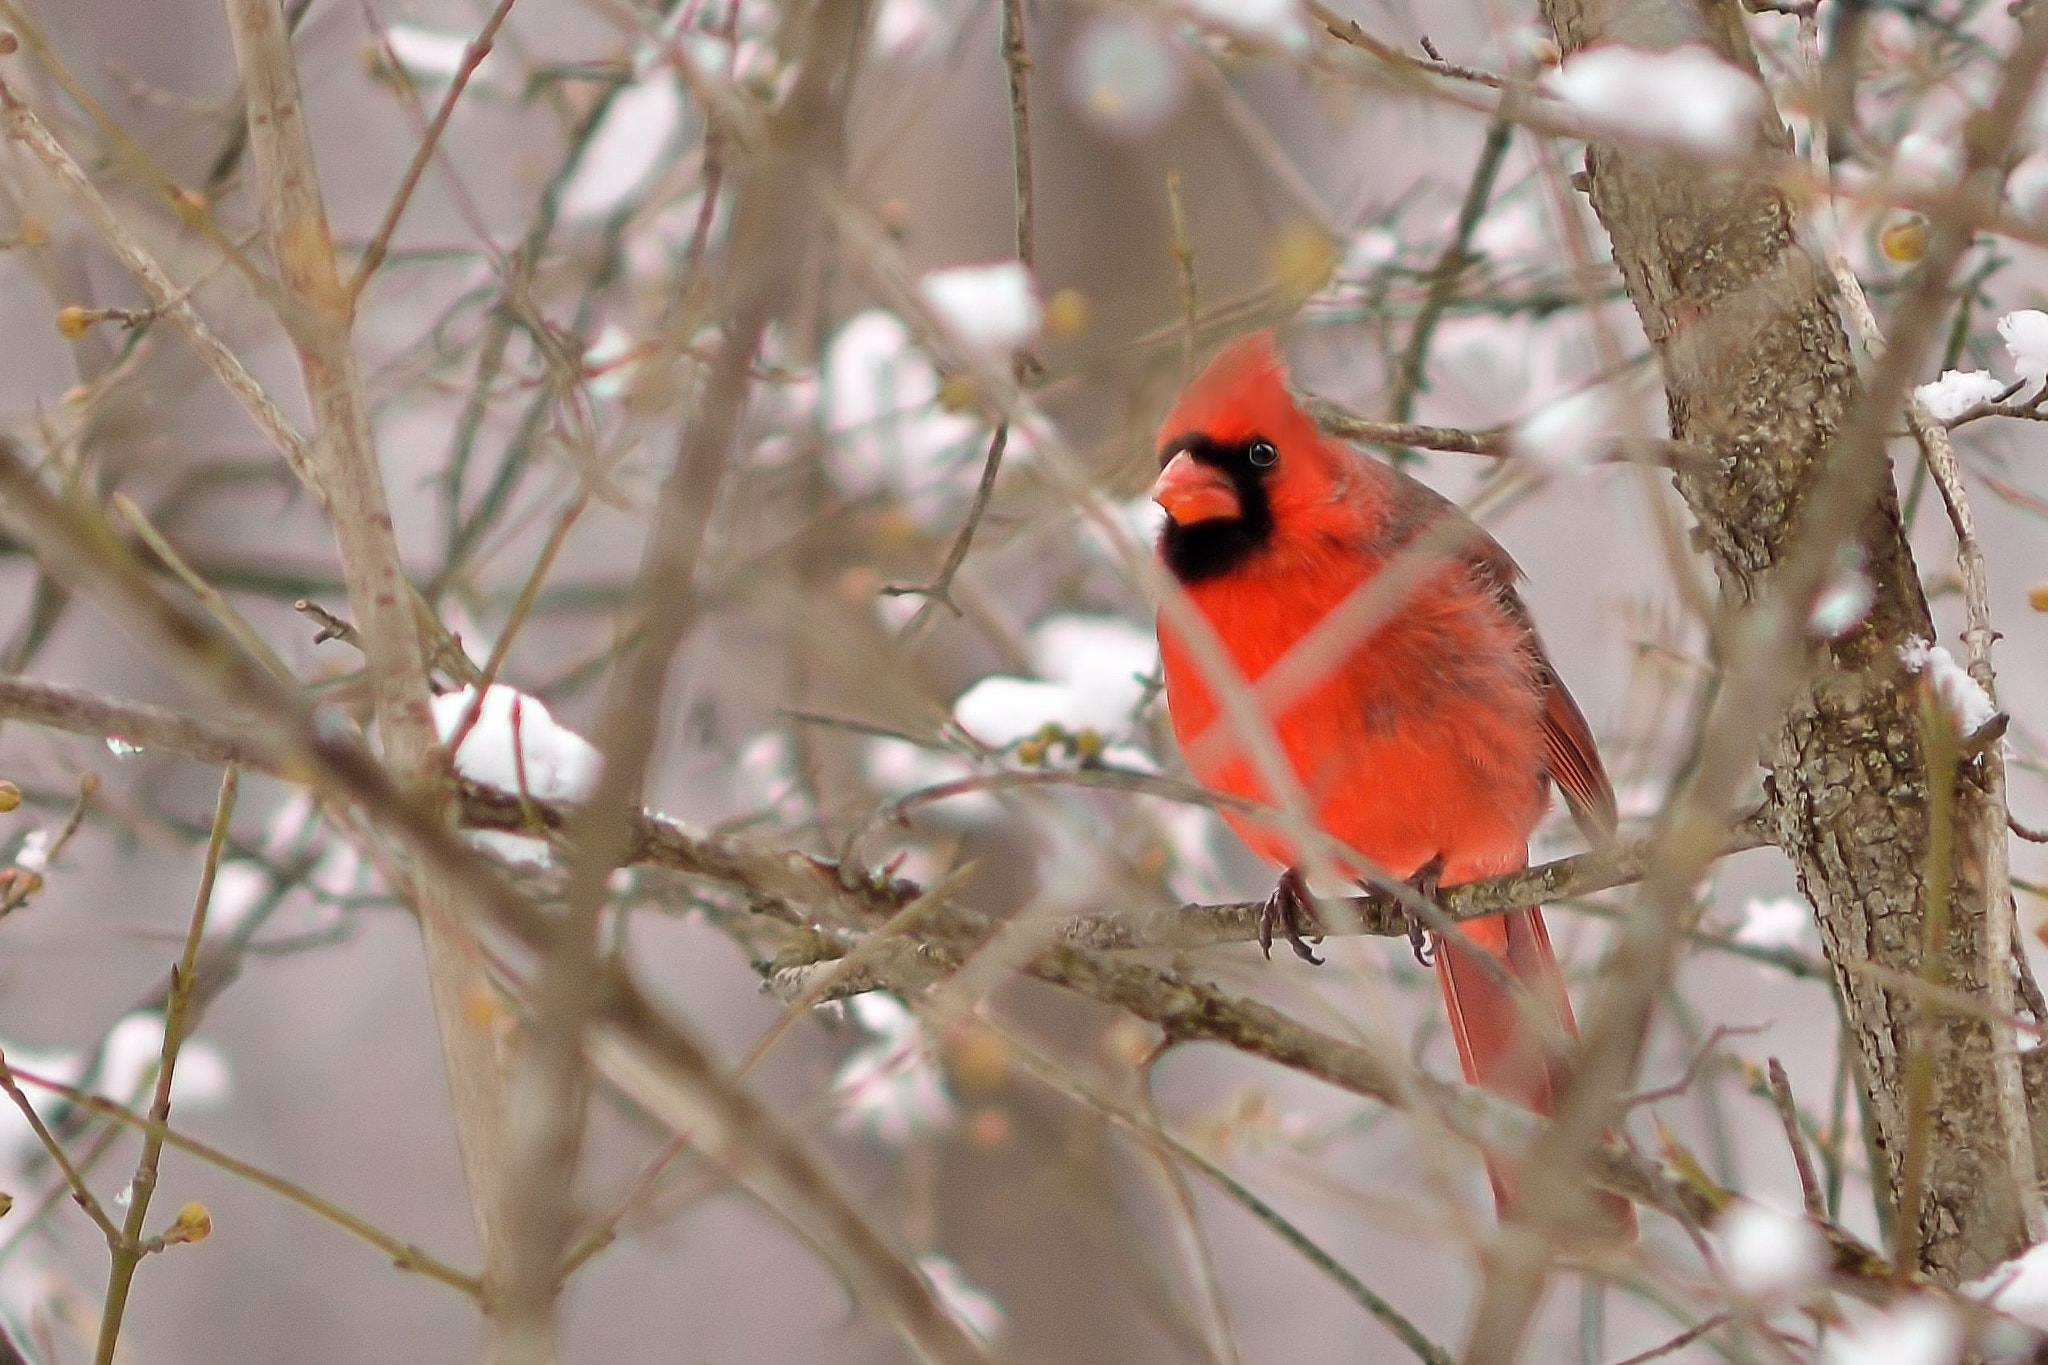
[1609,1315,1730,1365]
[1765,1059,1826,1221]
[349,0,522,302]
[884,422,1009,631]
[93,766,238,1365]
[1,1060,480,1297]
[1304,2,1506,89]
[0,1048,122,1245]
[1388,114,1513,422]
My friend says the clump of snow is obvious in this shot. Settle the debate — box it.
[861,738,999,822]
[1184,0,1308,51]
[1965,1239,2048,1333]
[821,309,983,525]
[582,324,638,402]
[13,829,50,873]
[1898,639,1998,737]
[205,861,272,938]
[871,0,940,57]
[1340,227,1399,276]
[559,72,685,221]
[432,685,602,802]
[952,614,1157,747]
[1066,11,1186,138]
[1735,896,1813,951]
[1511,386,1617,473]
[1543,44,1763,156]
[831,992,955,1143]
[1809,568,1873,639]
[1716,1200,1825,1301]
[916,1254,1006,1343]
[96,1014,231,1108]
[375,23,506,87]
[2000,310,2048,390]
[918,262,1043,358]
[1819,1299,1962,1365]
[1914,369,2005,422]
[1892,131,1961,191]
[2010,154,2048,218]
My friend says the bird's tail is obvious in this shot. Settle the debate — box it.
[1434,905,1638,1241]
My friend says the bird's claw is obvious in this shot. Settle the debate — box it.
[1258,866,1325,965]
[1403,855,1447,969]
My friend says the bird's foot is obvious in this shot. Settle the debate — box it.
[1400,855,1447,969]
[1258,866,1325,965]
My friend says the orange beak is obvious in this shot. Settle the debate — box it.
[1152,450,1240,526]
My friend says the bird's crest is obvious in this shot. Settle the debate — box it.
[1159,331,1305,448]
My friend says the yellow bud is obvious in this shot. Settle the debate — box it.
[1072,728,1104,760]
[935,372,977,414]
[947,1026,1012,1096]
[0,1191,12,1217]
[1014,740,1044,766]
[15,214,47,247]
[461,986,500,1032]
[2029,582,2048,612]
[1268,222,1338,298]
[166,1201,211,1245]
[0,31,18,56]
[0,781,18,813]
[54,305,92,339]
[1880,217,1928,263]
[1043,287,1089,339]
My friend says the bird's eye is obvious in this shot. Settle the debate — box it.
[1248,440,1278,468]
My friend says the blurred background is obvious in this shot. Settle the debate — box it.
[0,0,2045,1360]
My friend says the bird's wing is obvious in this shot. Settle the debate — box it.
[1374,458,1619,844]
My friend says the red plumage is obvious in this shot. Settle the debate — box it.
[1151,333,1632,1236]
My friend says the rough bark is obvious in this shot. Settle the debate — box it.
[1540,0,2032,1280]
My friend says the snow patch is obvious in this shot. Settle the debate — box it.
[1544,44,1763,155]
[952,614,1157,747]
[918,262,1043,358]
[1184,0,1308,51]
[1716,1200,1825,1301]
[2000,310,2048,390]
[432,685,602,802]
[916,1254,1006,1343]
[1898,638,1997,737]
[1511,386,1617,473]
[1808,568,1873,639]
[831,992,955,1143]
[1965,1239,2048,1331]
[1819,1299,1962,1365]
[822,309,983,526]
[1734,895,1813,951]
[560,73,685,221]
[1913,369,2005,422]
[1066,11,1186,138]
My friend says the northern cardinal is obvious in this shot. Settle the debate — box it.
[1151,332,1631,1234]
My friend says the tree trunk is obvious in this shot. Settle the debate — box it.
[1540,0,2034,1280]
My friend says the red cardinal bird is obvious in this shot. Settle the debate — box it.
[1152,332,1631,1234]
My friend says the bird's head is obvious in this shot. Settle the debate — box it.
[1152,331,1352,583]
